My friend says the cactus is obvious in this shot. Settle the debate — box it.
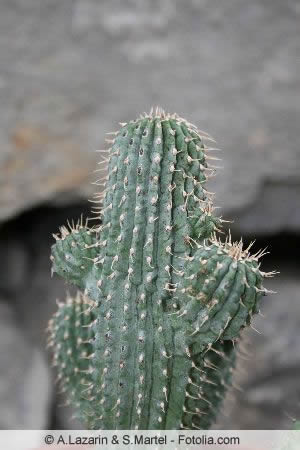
[48,108,275,430]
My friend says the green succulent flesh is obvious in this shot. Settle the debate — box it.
[49,111,273,430]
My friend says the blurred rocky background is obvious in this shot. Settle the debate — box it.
[0,0,299,429]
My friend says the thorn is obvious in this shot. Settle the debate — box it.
[203,147,221,152]
[250,323,262,334]
[232,381,244,392]
[205,155,222,161]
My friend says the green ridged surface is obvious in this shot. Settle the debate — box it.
[49,110,274,430]
[48,292,96,426]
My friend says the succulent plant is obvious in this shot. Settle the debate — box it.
[48,108,275,430]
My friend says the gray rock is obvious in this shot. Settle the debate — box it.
[0,0,299,235]
[0,300,52,429]
[228,181,300,236]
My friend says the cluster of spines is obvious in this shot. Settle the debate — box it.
[178,236,275,346]
[181,340,237,429]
